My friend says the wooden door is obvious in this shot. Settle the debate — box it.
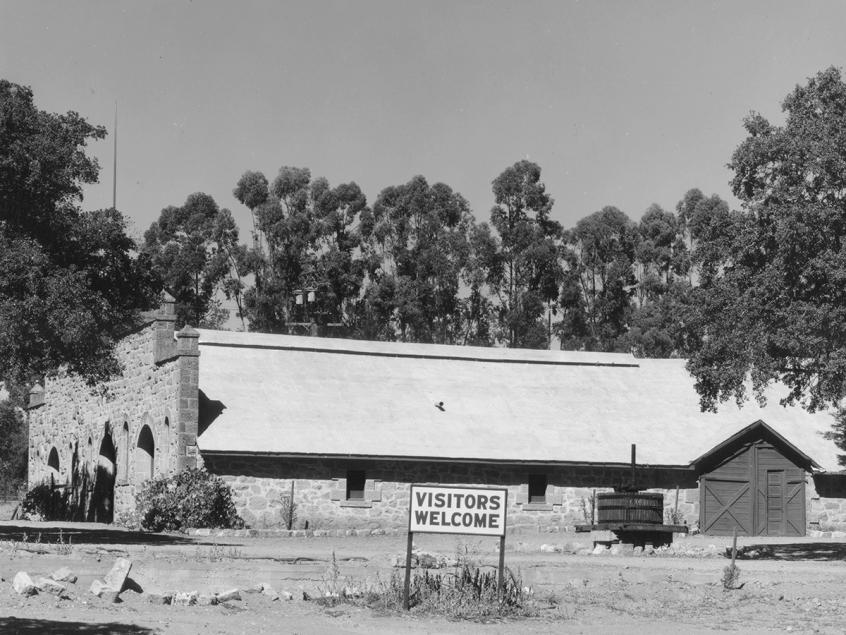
[766,470,785,535]
[700,476,754,535]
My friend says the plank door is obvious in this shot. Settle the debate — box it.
[766,470,785,535]
[701,476,754,535]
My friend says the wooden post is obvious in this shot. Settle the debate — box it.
[591,488,596,525]
[288,480,295,531]
[497,535,506,594]
[674,485,679,521]
[403,531,413,610]
[630,443,636,490]
[731,527,737,568]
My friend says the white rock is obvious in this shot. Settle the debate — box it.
[172,591,198,606]
[103,557,132,593]
[36,577,66,595]
[13,572,37,596]
[216,588,241,602]
[49,567,77,583]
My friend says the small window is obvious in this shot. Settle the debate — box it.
[528,474,547,504]
[346,470,366,500]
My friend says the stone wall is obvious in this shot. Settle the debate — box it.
[807,474,846,532]
[26,300,199,521]
[203,454,700,531]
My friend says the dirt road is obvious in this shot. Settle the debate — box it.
[0,522,843,634]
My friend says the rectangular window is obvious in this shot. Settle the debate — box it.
[528,474,547,504]
[346,470,366,500]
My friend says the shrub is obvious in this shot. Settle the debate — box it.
[135,468,244,532]
[21,483,68,521]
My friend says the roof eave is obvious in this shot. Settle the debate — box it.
[198,449,694,471]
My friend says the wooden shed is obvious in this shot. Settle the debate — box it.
[692,421,819,536]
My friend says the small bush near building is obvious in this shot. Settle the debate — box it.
[21,483,68,521]
[135,468,244,532]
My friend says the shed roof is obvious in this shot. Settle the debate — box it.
[195,329,842,471]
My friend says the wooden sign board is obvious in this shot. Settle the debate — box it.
[403,484,508,609]
[409,485,507,536]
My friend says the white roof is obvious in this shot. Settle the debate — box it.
[195,329,841,471]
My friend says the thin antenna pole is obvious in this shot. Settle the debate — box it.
[112,101,117,210]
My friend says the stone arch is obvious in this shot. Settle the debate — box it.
[160,414,171,475]
[91,426,116,524]
[135,424,155,482]
[117,421,130,484]
[47,446,60,482]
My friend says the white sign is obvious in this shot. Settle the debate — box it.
[408,485,507,536]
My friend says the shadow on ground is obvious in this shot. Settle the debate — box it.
[729,542,846,561]
[0,617,155,634]
[0,523,235,546]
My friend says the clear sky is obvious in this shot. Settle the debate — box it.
[3,0,846,241]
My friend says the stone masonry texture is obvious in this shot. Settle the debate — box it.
[27,302,198,521]
[26,300,846,534]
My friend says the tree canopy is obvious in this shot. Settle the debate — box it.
[479,160,562,348]
[143,193,243,328]
[0,80,159,386]
[687,67,846,412]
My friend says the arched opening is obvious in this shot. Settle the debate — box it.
[91,429,116,524]
[118,421,130,484]
[161,416,170,474]
[47,447,60,484]
[135,425,155,482]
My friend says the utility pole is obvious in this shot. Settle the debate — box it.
[112,101,117,210]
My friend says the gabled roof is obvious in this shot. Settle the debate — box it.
[689,419,820,472]
[194,330,842,471]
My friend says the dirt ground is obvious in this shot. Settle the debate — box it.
[0,521,844,634]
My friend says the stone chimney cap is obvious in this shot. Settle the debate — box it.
[177,325,200,338]
[27,383,45,409]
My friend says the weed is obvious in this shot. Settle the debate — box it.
[308,549,555,619]
[193,542,244,562]
[665,507,685,525]
[279,493,297,531]
[721,563,741,590]
[54,529,73,556]
[579,492,596,524]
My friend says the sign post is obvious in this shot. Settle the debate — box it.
[404,484,508,610]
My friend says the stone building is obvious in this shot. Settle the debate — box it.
[27,297,846,534]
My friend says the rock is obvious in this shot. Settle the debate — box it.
[393,554,419,568]
[540,543,561,553]
[49,567,77,583]
[216,588,241,602]
[633,546,643,556]
[172,591,198,606]
[243,583,264,594]
[592,544,609,555]
[104,557,132,593]
[568,578,589,588]
[89,579,106,596]
[197,593,218,606]
[36,577,66,595]
[280,591,293,601]
[13,572,37,596]
[148,592,173,605]
[261,584,279,601]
